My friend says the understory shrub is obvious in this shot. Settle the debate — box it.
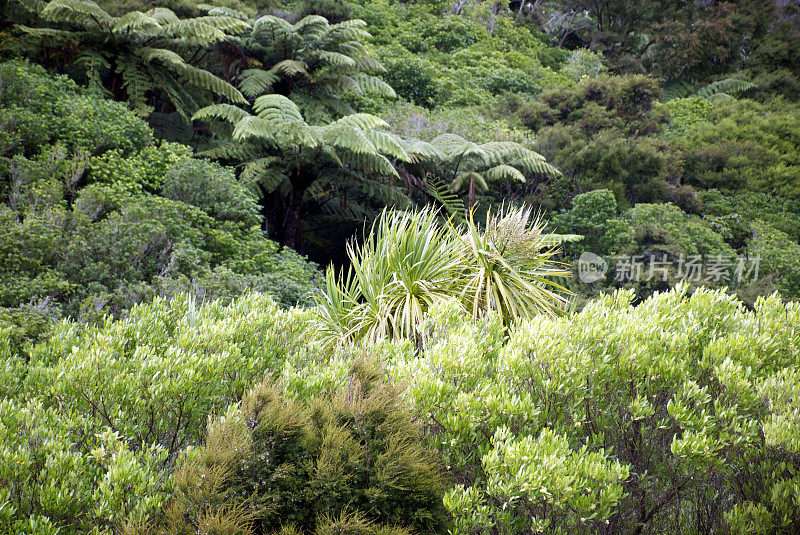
[0,293,312,532]
[146,359,449,535]
[394,287,800,533]
[0,59,322,331]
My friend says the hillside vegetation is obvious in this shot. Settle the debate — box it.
[1,0,799,533]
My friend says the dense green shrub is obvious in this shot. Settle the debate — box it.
[363,2,567,108]
[550,189,629,255]
[19,294,310,460]
[749,221,800,298]
[149,359,449,535]
[378,46,442,108]
[535,74,668,136]
[0,294,312,532]
[0,60,322,327]
[535,126,678,208]
[661,96,714,137]
[0,61,152,157]
[89,142,193,193]
[392,287,800,533]
[0,399,171,534]
[160,159,261,225]
[679,98,800,200]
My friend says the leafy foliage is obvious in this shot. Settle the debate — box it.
[394,286,800,533]
[194,95,410,249]
[16,0,248,119]
[231,13,394,121]
[0,61,322,327]
[149,359,449,535]
[316,206,571,347]
[679,98,800,201]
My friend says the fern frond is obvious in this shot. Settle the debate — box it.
[15,25,80,43]
[180,63,247,104]
[41,0,114,30]
[253,94,306,123]
[327,19,370,41]
[75,50,110,94]
[238,68,279,98]
[146,7,179,25]
[330,113,386,131]
[485,164,527,183]
[198,140,262,160]
[293,15,328,38]
[696,78,755,99]
[451,171,483,193]
[514,157,561,178]
[196,4,249,20]
[323,124,374,154]
[358,179,411,208]
[313,50,357,68]
[329,19,368,29]
[402,139,443,164]
[481,142,543,165]
[431,134,477,158]
[270,59,308,76]
[336,41,369,59]
[137,46,185,67]
[241,157,286,194]
[154,75,195,121]
[251,15,294,45]
[363,130,408,161]
[162,19,227,44]
[340,150,398,177]
[353,56,386,73]
[113,11,159,34]
[425,175,465,218]
[193,16,251,34]
[117,56,153,116]
[327,74,361,93]
[705,92,734,102]
[192,103,251,125]
[352,74,396,98]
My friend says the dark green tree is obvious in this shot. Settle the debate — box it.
[15,0,249,118]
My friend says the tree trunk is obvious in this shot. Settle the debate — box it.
[282,166,316,252]
[468,175,476,211]
[283,186,305,251]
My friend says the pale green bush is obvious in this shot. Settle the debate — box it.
[20,294,312,463]
[388,286,800,533]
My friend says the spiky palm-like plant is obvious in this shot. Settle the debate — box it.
[458,205,572,323]
[194,95,411,249]
[16,0,249,118]
[416,134,562,211]
[316,206,573,348]
[231,14,396,122]
[319,208,462,345]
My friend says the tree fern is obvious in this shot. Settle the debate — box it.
[223,13,395,120]
[20,0,249,119]
[695,78,756,99]
[425,175,465,220]
[193,98,410,250]
[417,133,561,209]
[239,68,279,99]
[41,0,113,29]
[352,74,396,98]
[665,77,756,101]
